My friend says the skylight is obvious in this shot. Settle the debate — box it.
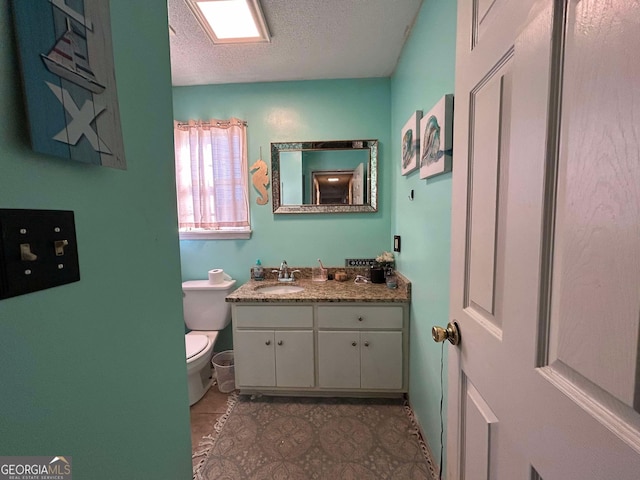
[186,0,271,44]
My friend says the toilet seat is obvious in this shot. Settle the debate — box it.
[185,334,209,360]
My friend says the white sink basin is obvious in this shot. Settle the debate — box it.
[257,285,305,294]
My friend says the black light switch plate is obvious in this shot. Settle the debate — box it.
[394,235,401,252]
[0,209,80,299]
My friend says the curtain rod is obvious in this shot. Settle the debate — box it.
[177,120,247,128]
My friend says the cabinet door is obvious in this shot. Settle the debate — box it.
[275,330,314,387]
[234,330,275,387]
[317,331,360,388]
[360,331,403,390]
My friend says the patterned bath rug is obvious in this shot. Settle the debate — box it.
[193,395,438,480]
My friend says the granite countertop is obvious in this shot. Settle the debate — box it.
[226,267,411,304]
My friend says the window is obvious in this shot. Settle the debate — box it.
[174,119,251,239]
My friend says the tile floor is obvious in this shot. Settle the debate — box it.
[189,385,231,469]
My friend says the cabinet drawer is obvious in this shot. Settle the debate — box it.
[234,305,313,328]
[317,305,403,329]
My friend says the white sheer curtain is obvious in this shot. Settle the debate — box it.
[174,119,249,230]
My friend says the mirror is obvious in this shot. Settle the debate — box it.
[271,140,378,214]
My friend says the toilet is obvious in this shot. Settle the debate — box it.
[183,276,236,406]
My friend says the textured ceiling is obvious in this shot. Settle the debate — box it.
[167,0,423,86]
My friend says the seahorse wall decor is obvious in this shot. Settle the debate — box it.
[250,158,270,205]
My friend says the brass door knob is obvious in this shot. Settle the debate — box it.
[432,321,461,346]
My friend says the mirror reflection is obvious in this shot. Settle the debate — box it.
[311,168,363,205]
[271,140,378,214]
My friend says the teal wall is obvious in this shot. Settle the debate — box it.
[0,1,192,479]
[173,79,392,350]
[390,0,457,469]
[280,151,303,204]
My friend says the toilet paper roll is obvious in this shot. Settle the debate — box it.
[208,269,224,284]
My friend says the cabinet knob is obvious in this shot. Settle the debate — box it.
[358,316,363,322]
[364,341,370,347]
[265,340,271,346]
[277,340,283,346]
[352,341,357,346]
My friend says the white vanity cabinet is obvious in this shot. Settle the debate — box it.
[232,301,408,396]
[317,305,405,391]
[233,305,314,388]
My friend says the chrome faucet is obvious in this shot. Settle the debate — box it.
[272,260,300,282]
[277,260,289,279]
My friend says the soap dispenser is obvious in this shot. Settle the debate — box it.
[253,259,264,280]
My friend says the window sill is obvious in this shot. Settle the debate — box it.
[179,230,252,240]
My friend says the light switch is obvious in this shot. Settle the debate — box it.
[54,239,69,256]
[0,209,80,299]
[393,235,401,253]
[20,243,38,261]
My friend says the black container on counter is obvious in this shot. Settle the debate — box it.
[370,267,385,284]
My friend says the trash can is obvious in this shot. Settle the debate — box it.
[211,350,235,393]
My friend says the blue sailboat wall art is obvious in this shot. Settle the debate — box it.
[13,0,126,169]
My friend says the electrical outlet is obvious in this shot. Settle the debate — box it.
[345,258,376,267]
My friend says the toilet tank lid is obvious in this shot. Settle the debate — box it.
[182,279,237,291]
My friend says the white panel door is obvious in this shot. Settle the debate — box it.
[447,0,640,478]
[352,162,364,204]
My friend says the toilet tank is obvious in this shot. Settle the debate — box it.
[182,279,237,331]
